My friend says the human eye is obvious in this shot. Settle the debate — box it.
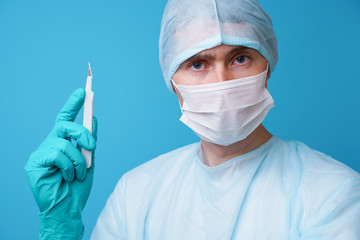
[233,55,249,65]
[190,61,205,71]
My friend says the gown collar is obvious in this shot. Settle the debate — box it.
[195,136,278,173]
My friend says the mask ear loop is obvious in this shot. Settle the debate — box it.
[171,79,184,114]
[170,79,177,93]
[265,63,270,88]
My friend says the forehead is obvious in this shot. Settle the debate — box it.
[197,44,249,55]
[183,44,260,63]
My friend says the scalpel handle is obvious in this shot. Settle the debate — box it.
[82,86,94,168]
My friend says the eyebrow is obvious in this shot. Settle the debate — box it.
[227,46,247,57]
[184,52,215,64]
[183,46,248,64]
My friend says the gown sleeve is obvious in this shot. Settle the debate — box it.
[91,176,127,240]
[299,177,360,240]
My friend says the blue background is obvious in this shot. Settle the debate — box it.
[0,0,359,239]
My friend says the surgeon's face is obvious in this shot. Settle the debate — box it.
[172,44,269,105]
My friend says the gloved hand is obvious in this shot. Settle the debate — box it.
[25,88,98,240]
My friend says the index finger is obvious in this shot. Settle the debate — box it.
[56,88,85,123]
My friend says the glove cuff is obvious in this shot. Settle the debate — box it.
[39,212,84,240]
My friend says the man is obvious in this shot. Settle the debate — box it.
[25,0,360,239]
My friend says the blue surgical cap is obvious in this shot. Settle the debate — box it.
[159,0,278,92]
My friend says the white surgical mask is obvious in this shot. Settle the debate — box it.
[172,68,274,146]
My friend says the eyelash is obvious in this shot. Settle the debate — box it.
[234,55,250,65]
[187,54,250,71]
[189,62,205,70]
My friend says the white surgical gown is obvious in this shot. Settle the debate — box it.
[91,137,360,239]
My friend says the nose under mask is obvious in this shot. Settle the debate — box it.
[172,68,274,146]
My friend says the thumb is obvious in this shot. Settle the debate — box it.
[56,88,85,123]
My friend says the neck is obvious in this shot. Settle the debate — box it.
[200,124,272,167]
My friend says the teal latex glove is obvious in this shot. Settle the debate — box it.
[25,88,98,240]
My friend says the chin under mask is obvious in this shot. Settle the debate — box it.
[172,69,274,146]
